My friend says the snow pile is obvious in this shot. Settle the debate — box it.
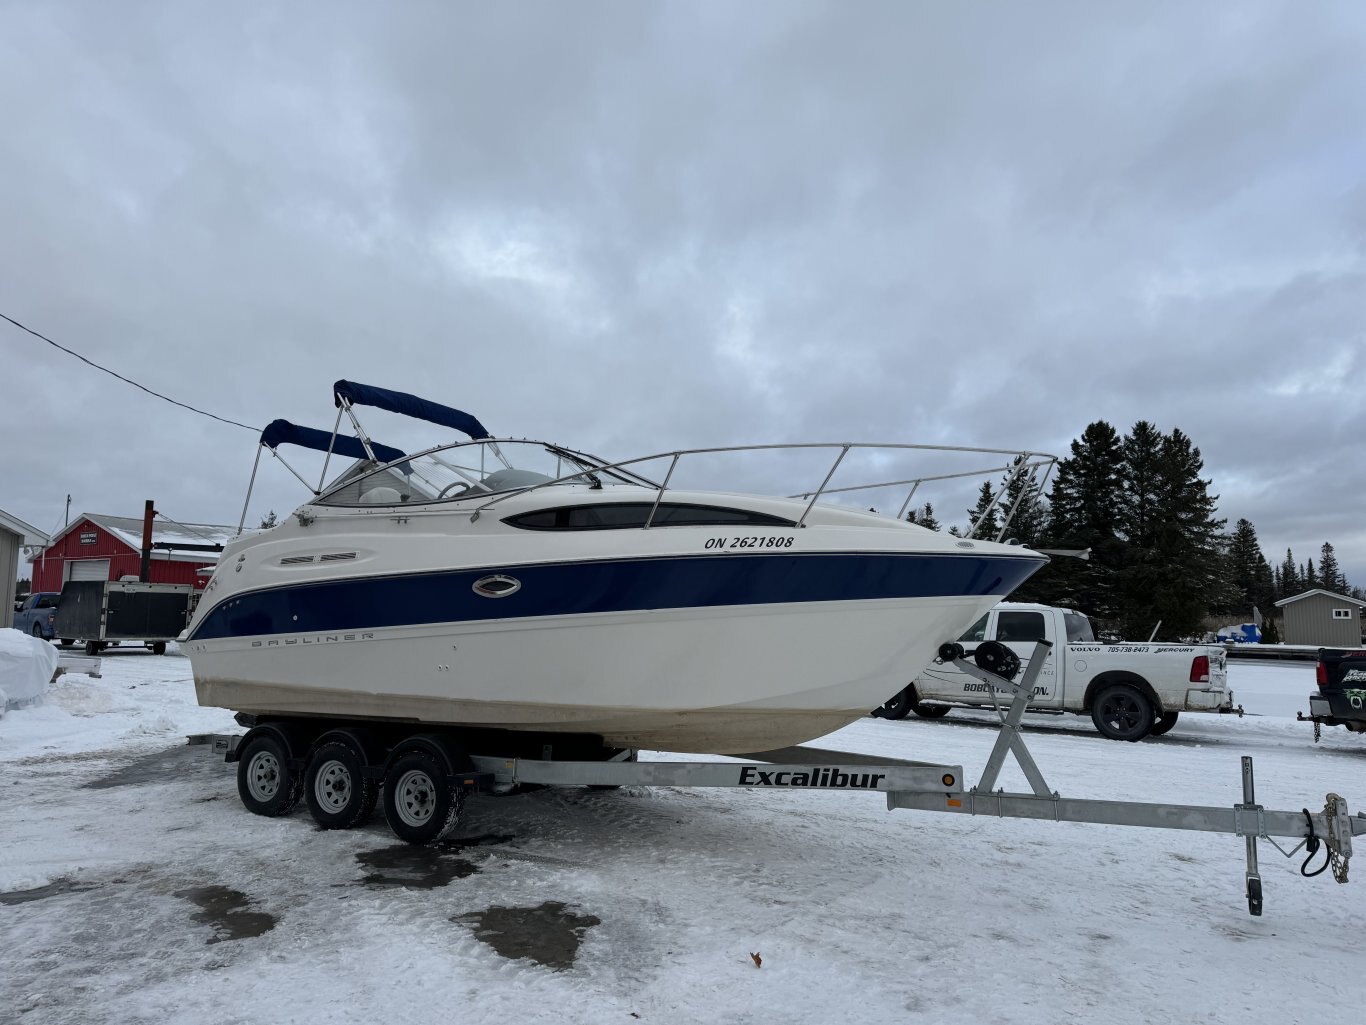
[0,628,58,713]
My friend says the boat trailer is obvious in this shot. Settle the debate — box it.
[200,640,1361,917]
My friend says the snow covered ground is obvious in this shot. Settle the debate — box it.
[2,650,1362,1025]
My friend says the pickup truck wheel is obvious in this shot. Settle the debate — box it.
[31,624,44,639]
[305,740,377,829]
[383,750,465,845]
[872,686,913,720]
[1091,684,1154,742]
[236,735,303,817]
[1149,711,1180,737]
[911,700,951,719]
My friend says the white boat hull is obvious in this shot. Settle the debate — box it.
[188,595,993,753]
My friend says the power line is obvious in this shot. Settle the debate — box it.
[1,311,259,433]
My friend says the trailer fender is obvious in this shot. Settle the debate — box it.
[382,733,481,789]
[226,722,307,775]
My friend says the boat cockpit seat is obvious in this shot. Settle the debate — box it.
[359,486,403,505]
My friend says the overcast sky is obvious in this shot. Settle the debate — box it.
[3,2,1364,588]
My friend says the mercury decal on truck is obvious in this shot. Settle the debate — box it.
[737,766,887,789]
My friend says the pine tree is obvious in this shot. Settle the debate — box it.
[1224,519,1275,614]
[1279,549,1299,599]
[998,456,1047,549]
[1306,558,1318,589]
[907,502,940,532]
[1114,421,1166,638]
[1319,542,1345,594]
[259,510,278,529]
[966,481,1001,541]
[1035,421,1124,618]
[1115,424,1224,640]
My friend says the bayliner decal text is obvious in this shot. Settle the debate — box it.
[251,632,376,647]
[737,765,886,789]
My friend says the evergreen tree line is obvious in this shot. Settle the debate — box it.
[906,420,1357,642]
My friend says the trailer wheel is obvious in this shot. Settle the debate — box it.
[383,750,465,845]
[1149,711,1180,737]
[304,741,377,830]
[1091,684,1154,742]
[61,639,74,647]
[236,735,303,817]
[872,686,913,720]
[84,640,99,656]
[148,641,167,655]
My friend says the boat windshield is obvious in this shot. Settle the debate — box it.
[315,439,653,507]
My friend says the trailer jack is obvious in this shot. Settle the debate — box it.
[884,640,1363,916]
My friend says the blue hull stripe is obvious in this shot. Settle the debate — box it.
[188,551,1043,642]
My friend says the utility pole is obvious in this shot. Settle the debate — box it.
[64,494,71,527]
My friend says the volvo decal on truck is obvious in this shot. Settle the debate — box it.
[873,602,1236,741]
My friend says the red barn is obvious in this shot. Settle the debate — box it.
[30,512,236,592]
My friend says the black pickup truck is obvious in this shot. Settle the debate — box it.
[1302,649,1366,739]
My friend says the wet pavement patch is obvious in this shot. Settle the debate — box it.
[0,878,100,905]
[356,845,481,888]
[454,901,601,971]
[84,745,201,789]
[174,885,277,944]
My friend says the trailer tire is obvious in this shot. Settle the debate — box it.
[872,686,913,720]
[149,641,167,655]
[384,750,465,845]
[84,640,99,656]
[1090,684,1154,742]
[304,740,377,830]
[1149,711,1180,737]
[237,734,303,817]
[61,639,74,647]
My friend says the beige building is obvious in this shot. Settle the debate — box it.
[1,509,50,629]
[1273,589,1366,648]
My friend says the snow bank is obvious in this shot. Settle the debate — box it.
[0,628,59,712]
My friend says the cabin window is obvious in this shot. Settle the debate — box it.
[504,503,795,531]
[1332,608,1353,620]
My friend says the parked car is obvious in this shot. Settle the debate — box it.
[873,601,1235,741]
[1302,649,1366,738]
[13,592,61,641]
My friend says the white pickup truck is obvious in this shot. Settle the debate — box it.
[874,602,1235,741]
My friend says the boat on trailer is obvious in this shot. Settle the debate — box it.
[182,381,1055,754]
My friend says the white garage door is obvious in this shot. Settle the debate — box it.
[65,559,110,582]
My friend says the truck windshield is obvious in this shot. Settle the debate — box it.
[958,614,989,642]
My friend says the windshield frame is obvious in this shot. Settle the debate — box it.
[313,438,660,508]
